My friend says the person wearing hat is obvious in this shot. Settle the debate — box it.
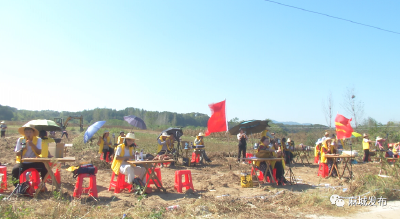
[321,132,329,142]
[157,132,173,155]
[0,121,7,138]
[314,139,322,164]
[39,130,55,158]
[98,130,114,161]
[362,133,372,163]
[11,124,47,186]
[237,129,248,163]
[111,133,145,185]
[194,132,211,163]
[385,144,395,158]
[327,139,338,177]
[320,137,332,166]
[375,136,386,151]
[283,138,295,164]
[117,131,126,145]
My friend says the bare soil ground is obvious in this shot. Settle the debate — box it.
[0,133,396,218]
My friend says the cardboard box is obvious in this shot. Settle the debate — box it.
[48,142,64,158]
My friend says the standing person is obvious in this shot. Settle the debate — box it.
[320,137,331,168]
[12,124,47,186]
[362,133,372,163]
[237,129,248,163]
[326,140,338,177]
[39,130,55,158]
[61,130,68,139]
[0,121,7,138]
[321,132,329,142]
[117,131,125,145]
[111,133,145,185]
[375,136,386,151]
[194,132,211,163]
[98,130,114,161]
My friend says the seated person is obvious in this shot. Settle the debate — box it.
[12,124,47,187]
[386,145,395,158]
[394,143,400,158]
[39,130,55,158]
[111,133,145,185]
[193,132,211,163]
[157,132,173,155]
[117,131,125,145]
[98,130,114,161]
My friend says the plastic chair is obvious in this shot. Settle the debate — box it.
[73,166,98,198]
[318,163,329,178]
[146,167,162,188]
[157,162,171,167]
[100,152,111,162]
[0,166,7,192]
[108,172,132,193]
[251,166,264,181]
[20,168,41,190]
[174,170,194,193]
[246,153,254,164]
[191,152,201,164]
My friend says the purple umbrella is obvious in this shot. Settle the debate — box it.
[124,115,147,130]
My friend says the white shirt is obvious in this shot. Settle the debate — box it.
[115,146,133,157]
[237,133,247,141]
[15,138,42,163]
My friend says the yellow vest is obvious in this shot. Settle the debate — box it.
[117,135,125,145]
[193,136,204,151]
[99,136,112,153]
[16,136,41,163]
[157,136,171,153]
[314,144,321,157]
[40,138,55,158]
[362,140,370,150]
[254,143,277,168]
[321,145,328,163]
[111,144,134,175]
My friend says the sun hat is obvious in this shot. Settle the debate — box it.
[18,124,39,136]
[324,132,329,137]
[122,132,138,140]
[161,132,170,137]
[198,132,205,137]
[363,133,368,138]
[315,138,322,145]
[287,138,291,143]
[376,136,383,141]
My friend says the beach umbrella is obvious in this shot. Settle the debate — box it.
[157,127,183,141]
[24,119,61,131]
[84,121,106,143]
[228,120,270,135]
[124,115,147,130]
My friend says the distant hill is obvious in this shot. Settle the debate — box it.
[271,120,313,126]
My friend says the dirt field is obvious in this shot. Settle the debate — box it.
[0,132,398,218]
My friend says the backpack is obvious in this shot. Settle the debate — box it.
[73,164,96,178]
[15,181,35,197]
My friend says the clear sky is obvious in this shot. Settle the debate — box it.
[1,0,399,125]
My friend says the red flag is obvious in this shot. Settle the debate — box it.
[205,100,227,136]
[335,114,353,139]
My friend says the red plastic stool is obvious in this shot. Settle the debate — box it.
[0,166,7,192]
[146,167,162,188]
[191,152,200,163]
[157,162,171,167]
[251,166,264,181]
[246,153,254,164]
[100,152,111,162]
[318,163,329,178]
[108,172,132,193]
[73,166,98,198]
[266,168,277,183]
[174,170,194,193]
[20,168,41,190]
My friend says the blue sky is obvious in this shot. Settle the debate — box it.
[1,0,399,125]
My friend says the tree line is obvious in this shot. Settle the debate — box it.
[0,105,209,130]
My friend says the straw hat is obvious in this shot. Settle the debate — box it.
[376,136,383,141]
[161,132,170,137]
[198,132,205,137]
[324,132,329,137]
[315,138,322,145]
[287,138,291,143]
[1,121,4,124]
[122,133,138,140]
[363,133,368,138]
[18,124,39,136]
